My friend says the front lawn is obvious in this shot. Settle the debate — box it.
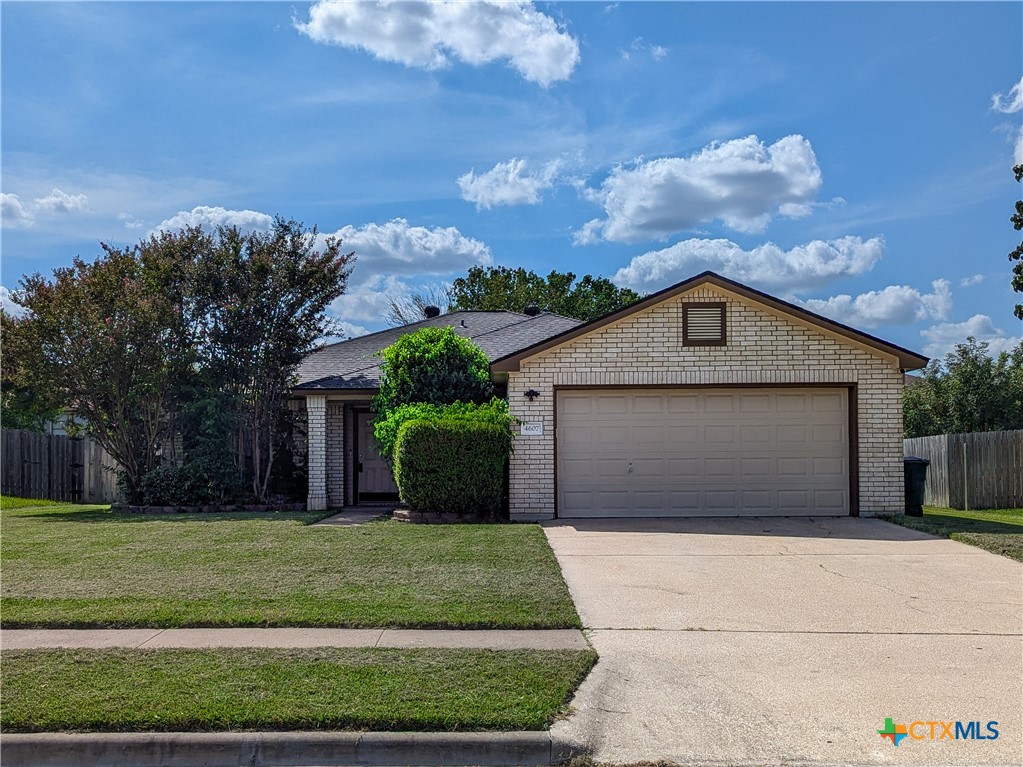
[880,506,1023,562]
[1,647,597,732]
[0,498,580,629]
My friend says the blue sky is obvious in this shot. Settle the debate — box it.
[2,1,1021,361]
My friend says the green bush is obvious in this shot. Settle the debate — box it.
[394,419,513,516]
[373,327,492,418]
[374,398,511,465]
[140,465,196,507]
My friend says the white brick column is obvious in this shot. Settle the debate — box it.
[306,394,328,511]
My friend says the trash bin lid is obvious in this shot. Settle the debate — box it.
[903,456,930,465]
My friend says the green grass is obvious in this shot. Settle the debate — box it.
[0,495,78,510]
[0,500,581,629]
[880,506,1023,562]
[0,647,598,733]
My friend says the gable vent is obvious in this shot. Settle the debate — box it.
[683,303,726,346]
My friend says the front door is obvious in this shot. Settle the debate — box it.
[356,412,399,502]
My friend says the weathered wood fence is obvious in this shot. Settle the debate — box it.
[1,429,121,503]
[903,430,1023,510]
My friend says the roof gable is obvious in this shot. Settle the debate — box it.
[491,271,929,372]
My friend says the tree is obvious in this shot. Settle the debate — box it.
[0,311,62,432]
[209,218,354,501]
[385,285,452,326]
[11,243,186,501]
[1010,163,1023,320]
[903,337,1023,437]
[10,219,354,503]
[373,326,492,415]
[448,266,641,321]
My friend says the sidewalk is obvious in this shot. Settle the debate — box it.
[1,627,588,650]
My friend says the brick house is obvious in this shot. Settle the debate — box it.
[294,271,927,519]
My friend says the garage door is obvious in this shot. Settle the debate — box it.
[557,388,849,517]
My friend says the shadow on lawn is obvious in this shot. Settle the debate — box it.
[885,513,1023,537]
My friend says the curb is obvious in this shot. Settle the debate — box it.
[0,730,589,767]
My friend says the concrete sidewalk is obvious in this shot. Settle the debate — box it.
[1,627,588,651]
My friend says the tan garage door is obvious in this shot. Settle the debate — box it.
[557,388,849,517]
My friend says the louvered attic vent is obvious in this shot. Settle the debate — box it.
[683,303,726,346]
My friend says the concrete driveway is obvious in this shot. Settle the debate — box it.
[545,517,1023,766]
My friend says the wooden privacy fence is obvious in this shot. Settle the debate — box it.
[1,429,121,504]
[903,430,1023,510]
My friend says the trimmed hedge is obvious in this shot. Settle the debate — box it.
[374,398,511,465]
[394,419,513,517]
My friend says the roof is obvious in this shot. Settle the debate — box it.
[491,271,930,372]
[294,310,582,390]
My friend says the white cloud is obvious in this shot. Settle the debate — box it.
[577,134,823,243]
[797,279,952,329]
[330,274,412,322]
[0,286,27,317]
[33,188,88,214]
[1,193,34,228]
[921,314,1022,359]
[613,235,884,294]
[960,274,985,287]
[327,218,492,278]
[458,158,560,209]
[991,76,1023,113]
[296,0,580,87]
[117,212,145,230]
[152,205,273,234]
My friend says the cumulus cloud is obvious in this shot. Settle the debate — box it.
[960,273,985,287]
[797,280,952,329]
[921,314,1022,359]
[326,218,492,277]
[1,193,34,228]
[296,0,580,87]
[576,135,823,243]
[991,76,1023,113]
[0,285,27,317]
[458,158,560,209]
[152,205,273,234]
[330,274,414,322]
[613,235,883,294]
[33,188,88,214]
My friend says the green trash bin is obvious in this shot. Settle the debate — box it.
[903,456,929,517]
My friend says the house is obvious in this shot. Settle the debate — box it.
[294,271,927,519]
[293,308,582,509]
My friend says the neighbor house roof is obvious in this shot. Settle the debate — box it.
[294,310,582,391]
[491,271,929,372]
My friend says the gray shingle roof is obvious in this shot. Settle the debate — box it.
[294,311,581,390]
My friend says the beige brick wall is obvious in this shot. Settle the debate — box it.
[306,394,328,511]
[326,402,345,508]
[507,285,905,519]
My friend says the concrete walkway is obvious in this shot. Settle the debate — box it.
[1,627,588,651]
[545,516,1023,767]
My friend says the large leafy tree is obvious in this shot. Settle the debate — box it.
[448,266,641,321]
[903,337,1023,437]
[11,242,188,500]
[10,219,354,503]
[206,218,354,501]
[1010,163,1022,320]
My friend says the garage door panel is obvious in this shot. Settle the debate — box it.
[594,395,629,414]
[667,395,701,413]
[557,387,849,518]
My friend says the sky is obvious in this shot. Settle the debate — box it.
[2,1,1022,362]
